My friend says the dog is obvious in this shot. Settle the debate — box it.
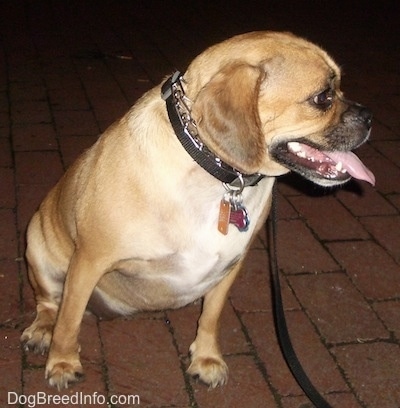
[21,31,374,390]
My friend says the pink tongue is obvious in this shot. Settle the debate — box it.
[325,151,375,186]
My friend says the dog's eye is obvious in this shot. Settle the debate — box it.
[312,89,334,110]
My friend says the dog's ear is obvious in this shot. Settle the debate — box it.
[191,63,266,174]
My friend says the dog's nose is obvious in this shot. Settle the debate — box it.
[358,105,373,129]
[360,107,373,129]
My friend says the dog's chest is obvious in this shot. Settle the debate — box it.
[93,178,273,315]
[151,178,274,303]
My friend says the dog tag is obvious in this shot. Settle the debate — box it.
[229,205,250,232]
[218,199,231,235]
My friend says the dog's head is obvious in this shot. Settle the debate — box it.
[185,31,374,187]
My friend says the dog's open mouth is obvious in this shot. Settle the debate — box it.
[272,141,375,186]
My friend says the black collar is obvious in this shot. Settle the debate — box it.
[161,71,264,187]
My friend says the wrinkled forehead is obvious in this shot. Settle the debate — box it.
[185,32,341,97]
[261,45,341,97]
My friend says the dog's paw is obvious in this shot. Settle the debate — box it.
[21,323,53,355]
[187,356,229,388]
[46,359,84,390]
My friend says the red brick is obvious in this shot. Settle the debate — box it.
[45,72,83,91]
[282,311,347,392]
[370,121,398,141]
[0,117,10,138]
[336,182,397,216]
[0,259,20,323]
[165,302,201,356]
[361,215,400,262]
[0,328,23,405]
[327,241,400,300]
[373,300,400,340]
[193,355,276,407]
[100,317,189,406]
[16,184,50,238]
[276,219,338,274]
[288,195,369,241]
[12,123,58,151]
[11,100,52,124]
[281,392,360,408]
[230,249,300,312]
[372,140,400,167]
[58,135,98,168]
[8,61,41,83]
[0,209,18,259]
[74,60,114,86]
[0,54,6,81]
[242,310,347,397]
[288,273,388,343]
[53,110,99,136]
[15,151,63,185]
[78,314,103,363]
[111,75,152,106]
[9,83,47,101]
[49,87,90,111]
[371,102,400,131]
[0,168,15,208]
[217,302,253,355]
[90,97,128,124]
[332,343,400,408]
[365,154,400,194]
[276,191,299,220]
[250,234,266,250]
[0,93,8,110]
[387,193,400,211]
[0,138,12,167]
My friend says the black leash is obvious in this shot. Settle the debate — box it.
[267,182,332,408]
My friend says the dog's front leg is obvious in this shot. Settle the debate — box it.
[187,259,243,387]
[45,252,102,390]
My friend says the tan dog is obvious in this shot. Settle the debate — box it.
[21,31,374,390]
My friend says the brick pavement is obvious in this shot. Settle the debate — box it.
[0,1,399,407]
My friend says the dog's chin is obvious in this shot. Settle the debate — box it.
[270,140,353,187]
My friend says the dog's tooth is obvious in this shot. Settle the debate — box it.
[288,141,302,152]
[296,150,307,159]
[335,161,343,172]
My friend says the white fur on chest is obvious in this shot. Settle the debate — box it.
[164,176,274,304]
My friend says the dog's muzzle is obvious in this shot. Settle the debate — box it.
[269,101,375,187]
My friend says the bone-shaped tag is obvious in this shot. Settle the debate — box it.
[229,205,250,232]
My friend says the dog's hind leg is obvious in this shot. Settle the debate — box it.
[21,211,71,355]
[21,206,73,354]
[187,259,244,387]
